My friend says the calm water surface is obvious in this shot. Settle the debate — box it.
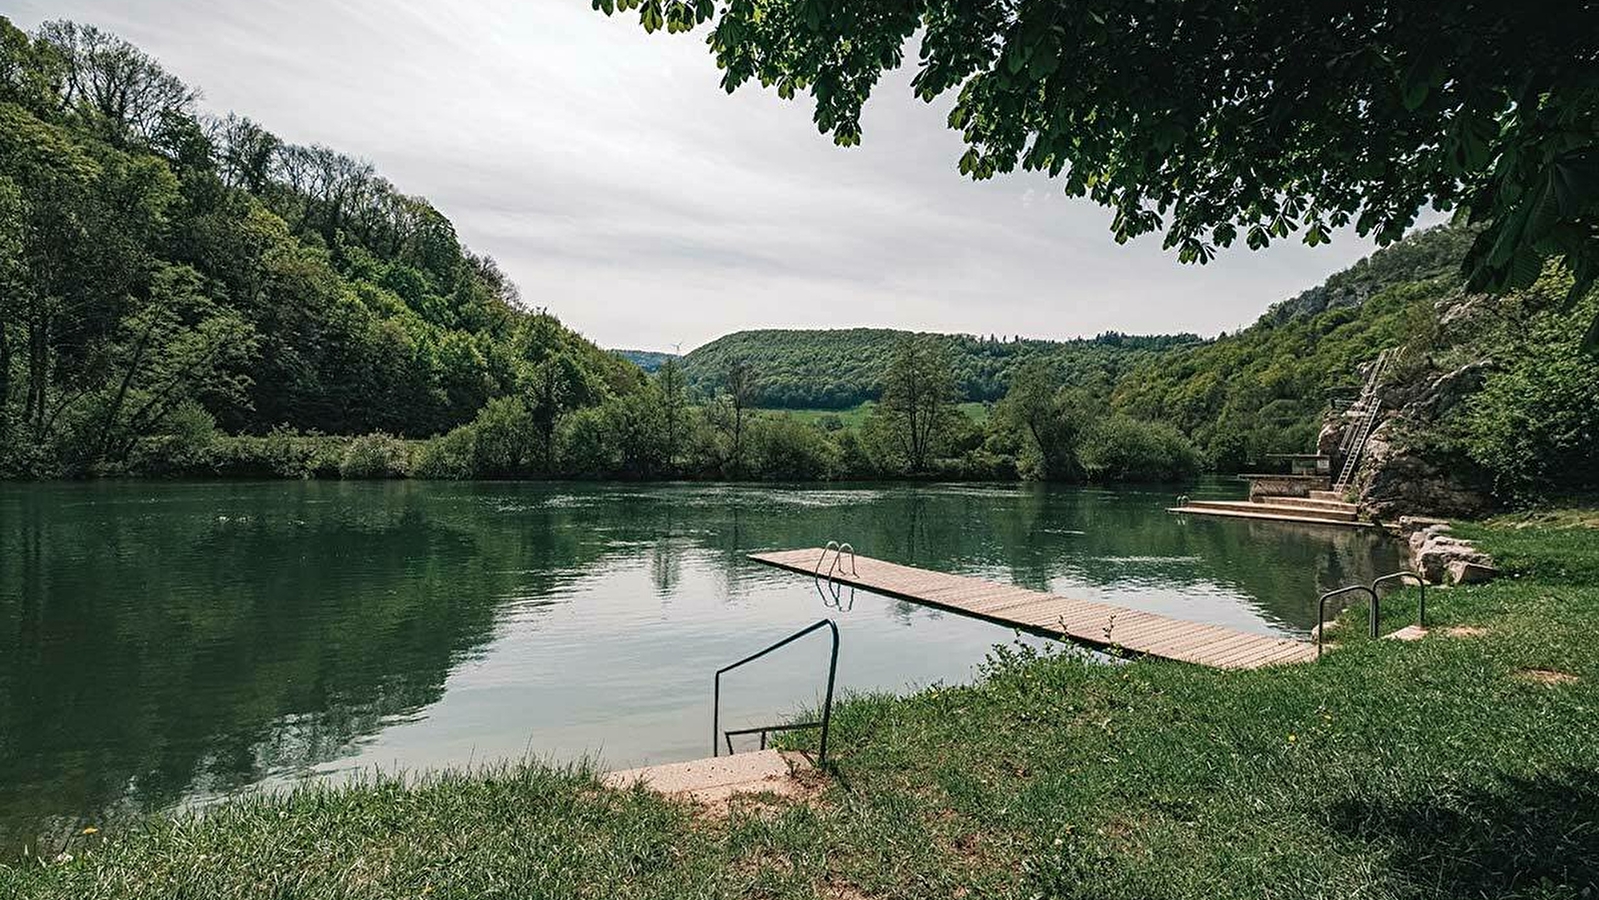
[0,479,1401,852]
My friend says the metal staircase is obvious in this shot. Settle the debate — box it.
[1333,349,1391,491]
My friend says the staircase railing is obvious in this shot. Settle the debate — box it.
[712,619,840,765]
[1372,571,1427,628]
[1314,569,1427,658]
[1316,585,1378,658]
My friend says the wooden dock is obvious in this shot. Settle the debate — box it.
[748,549,1317,669]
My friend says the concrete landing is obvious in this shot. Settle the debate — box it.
[1383,624,1429,642]
[1169,502,1373,528]
[603,749,810,803]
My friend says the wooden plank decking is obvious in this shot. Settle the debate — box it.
[748,548,1317,669]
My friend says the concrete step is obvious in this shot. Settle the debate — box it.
[1256,495,1359,513]
[603,749,810,804]
[1168,504,1373,528]
[1309,490,1350,502]
[1185,500,1359,522]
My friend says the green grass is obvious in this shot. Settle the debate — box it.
[6,516,1597,898]
[765,401,992,428]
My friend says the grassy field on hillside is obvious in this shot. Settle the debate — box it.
[5,516,1596,899]
[766,402,992,428]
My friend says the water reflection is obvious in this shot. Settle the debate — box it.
[0,480,1401,855]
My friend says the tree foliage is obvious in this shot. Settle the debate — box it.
[0,17,634,476]
[1456,276,1599,498]
[599,0,1599,340]
[868,334,959,473]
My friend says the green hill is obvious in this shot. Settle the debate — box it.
[1109,223,1479,471]
[610,349,679,373]
[680,328,1200,409]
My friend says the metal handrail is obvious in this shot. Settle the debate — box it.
[814,541,858,580]
[814,541,842,577]
[1372,571,1426,628]
[833,543,858,578]
[1316,585,1379,658]
[712,619,840,765]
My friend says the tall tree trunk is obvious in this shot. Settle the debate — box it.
[26,311,47,436]
[0,315,11,436]
[96,312,159,462]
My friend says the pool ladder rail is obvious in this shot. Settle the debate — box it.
[813,540,857,611]
[712,618,840,766]
[1314,570,1426,658]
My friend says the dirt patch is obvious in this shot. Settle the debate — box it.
[1516,668,1579,685]
[819,881,876,900]
[1101,818,1136,841]
[1445,625,1488,638]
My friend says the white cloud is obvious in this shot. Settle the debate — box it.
[8,0,1414,350]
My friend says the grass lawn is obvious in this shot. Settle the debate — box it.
[5,517,1596,898]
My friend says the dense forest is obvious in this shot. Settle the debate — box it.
[678,328,1199,409]
[0,18,635,478]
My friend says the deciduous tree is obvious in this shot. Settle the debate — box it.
[871,335,957,472]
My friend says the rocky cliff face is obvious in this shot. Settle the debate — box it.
[1324,293,1501,521]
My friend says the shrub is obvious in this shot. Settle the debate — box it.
[746,415,838,481]
[469,397,537,477]
[208,429,344,478]
[339,433,413,479]
[260,427,329,479]
[1078,415,1202,482]
[125,401,221,475]
[413,427,477,480]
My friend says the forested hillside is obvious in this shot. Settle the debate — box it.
[611,349,677,373]
[680,328,1199,408]
[1109,224,1476,471]
[0,18,635,477]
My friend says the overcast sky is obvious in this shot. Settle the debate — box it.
[10,0,1419,351]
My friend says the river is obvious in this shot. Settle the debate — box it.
[0,479,1401,854]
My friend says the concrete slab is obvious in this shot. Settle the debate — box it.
[1167,505,1374,528]
[603,749,811,803]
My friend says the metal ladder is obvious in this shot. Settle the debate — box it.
[711,619,840,765]
[1333,349,1392,491]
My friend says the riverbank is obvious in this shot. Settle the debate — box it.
[4,514,1595,898]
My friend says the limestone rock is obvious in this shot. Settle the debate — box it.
[1317,421,1345,458]
[1446,560,1500,585]
[1358,421,1492,521]
[1403,526,1498,585]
